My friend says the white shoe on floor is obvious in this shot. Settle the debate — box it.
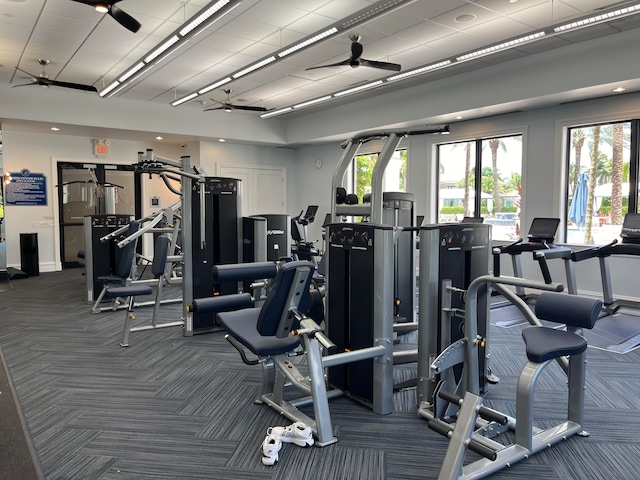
[267,422,314,447]
[261,433,282,466]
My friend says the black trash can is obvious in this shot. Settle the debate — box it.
[20,233,39,277]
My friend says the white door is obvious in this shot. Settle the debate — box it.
[218,164,286,216]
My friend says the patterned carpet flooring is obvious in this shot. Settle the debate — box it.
[1,270,639,479]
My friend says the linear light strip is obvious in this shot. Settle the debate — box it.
[180,0,230,36]
[554,4,640,32]
[99,0,241,98]
[457,32,545,62]
[172,0,417,107]
[256,3,640,119]
[334,81,383,97]
[260,107,293,118]
[278,28,338,58]
[386,60,452,82]
[198,77,232,95]
[293,96,332,109]
[233,56,276,79]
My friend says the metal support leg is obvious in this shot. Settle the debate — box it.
[567,351,587,431]
[305,336,337,446]
[120,296,135,347]
[515,360,548,451]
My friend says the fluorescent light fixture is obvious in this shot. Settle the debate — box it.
[198,77,232,95]
[293,96,332,109]
[260,107,293,118]
[457,32,545,61]
[554,4,640,32]
[341,0,417,28]
[334,81,383,97]
[278,28,338,58]
[174,0,417,107]
[50,127,60,131]
[233,56,276,79]
[171,92,199,106]
[145,36,180,63]
[118,62,145,82]
[99,0,242,98]
[387,60,452,82]
[99,80,121,97]
[179,0,230,36]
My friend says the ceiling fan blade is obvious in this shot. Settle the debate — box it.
[49,79,98,92]
[359,58,401,71]
[12,82,38,88]
[110,3,141,33]
[235,105,268,112]
[305,58,352,71]
[203,106,224,112]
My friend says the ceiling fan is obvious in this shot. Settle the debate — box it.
[70,0,141,33]
[13,59,98,92]
[306,34,401,72]
[204,89,267,113]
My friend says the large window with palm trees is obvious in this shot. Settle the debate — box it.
[437,134,522,241]
[566,121,635,245]
[349,149,407,202]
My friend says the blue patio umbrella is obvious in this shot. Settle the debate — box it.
[569,172,589,227]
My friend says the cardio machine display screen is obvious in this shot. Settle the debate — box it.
[527,217,560,242]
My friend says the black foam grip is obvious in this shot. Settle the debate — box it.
[191,293,253,314]
[535,292,602,329]
[468,440,497,461]
[212,262,277,283]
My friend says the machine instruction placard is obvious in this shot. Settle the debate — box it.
[6,169,47,206]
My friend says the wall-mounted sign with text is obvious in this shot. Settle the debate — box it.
[6,169,47,206]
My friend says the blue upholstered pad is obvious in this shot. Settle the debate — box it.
[217,308,301,356]
[97,275,125,285]
[535,292,602,329]
[105,285,154,298]
[522,326,587,363]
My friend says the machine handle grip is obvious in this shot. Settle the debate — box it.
[427,419,452,437]
[534,253,552,284]
[438,390,507,425]
[313,331,338,354]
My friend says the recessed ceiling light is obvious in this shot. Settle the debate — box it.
[509,0,518,4]
[455,14,476,23]
[454,115,464,120]
[218,138,226,142]
[612,87,626,93]
[155,136,163,140]
[50,127,60,131]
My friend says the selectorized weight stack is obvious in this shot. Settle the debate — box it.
[326,222,395,413]
[190,177,242,332]
[417,222,493,413]
[83,214,132,301]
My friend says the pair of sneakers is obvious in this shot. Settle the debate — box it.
[260,422,314,465]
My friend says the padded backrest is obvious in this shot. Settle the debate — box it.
[290,218,303,242]
[535,292,602,329]
[151,235,170,278]
[256,260,315,338]
[213,262,277,284]
[116,221,140,278]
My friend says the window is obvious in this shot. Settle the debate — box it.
[437,135,523,241]
[349,148,407,202]
[565,121,635,245]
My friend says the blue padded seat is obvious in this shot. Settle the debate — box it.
[106,285,153,298]
[217,260,315,357]
[521,327,587,363]
[217,308,301,356]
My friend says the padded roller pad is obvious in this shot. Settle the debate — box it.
[191,293,253,315]
[522,327,587,363]
[212,262,277,283]
[217,308,301,357]
[105,285,154,298]
[97,275,126,285]
[535,292,602,329]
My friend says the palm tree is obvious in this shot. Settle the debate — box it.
[571,129,586,195]
[584,126,601,244]
[488,139,506,213]
[611,123,625,224]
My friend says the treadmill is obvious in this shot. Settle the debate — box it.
[493,217,575,297]
[571,213,640,314]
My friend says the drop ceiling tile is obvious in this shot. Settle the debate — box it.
[471,0,549,16]
[556,0,626,14]
[430,3,501,31]
[401,1,471,20]
[508,1,581,27]
[363,11,424,35]
[217,17,280,41]
[463,16,536,43]
[240,0,311,28]
[314,1,374,21]
[284,12,340,35]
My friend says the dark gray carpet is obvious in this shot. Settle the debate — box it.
[1,270,639,479]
